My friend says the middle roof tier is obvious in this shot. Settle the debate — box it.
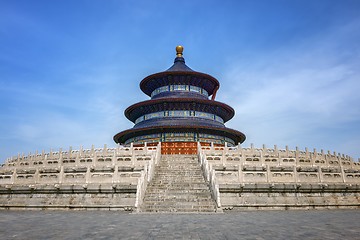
[125,98,236,124]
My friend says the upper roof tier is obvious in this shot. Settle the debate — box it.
[140,46,220,97]
[166,46,194,72]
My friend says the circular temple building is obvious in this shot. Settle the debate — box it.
[114,46,246,153]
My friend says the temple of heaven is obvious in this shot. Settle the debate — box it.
[1,45,359,212]
[113,46,246,152]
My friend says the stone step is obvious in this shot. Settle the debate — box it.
[143,210,215,213]
[150,178,206,181]
[154,175,202,179]
[149,179,207,182]
[144,198,213,201]
[144,196,213,201]
[154,173,203,179]
[159,159,198,161]
[155,167,202,170]
[156,163,200,166]
[146,187,210,191]
[145,191,210,195]
[155,168,202,171]
[143,203,215,209]
[148,185,208,188]
[159,160,199,162]
[157,166,200,168]
[152,176,204,179]
[152,176,205,178]
[146,189,210,194]
[149,179,206,183]
[154,171,203,173]
[144,200,213,203]
[143,204,215,209]
[147,184,209,189]
[159,158,197,160]
[150,181,206,184]
[159,162,199,164]
[146,188,210,191]
[150,178,207,181]
[144,197,214,202]
[150,177,207,181]
[146,185,210,189]
[154,171,203,175]
[157,161,199,163]
[144,192,213,197]
[151,177,206,181]
[146,185,210,190]
[157,162,199,164]
[153,175,204,177]
[147,186,209,189]
[157,166,199,168]
[158,160,198,162]
[145,193,211,197]
[143,203,215,207]
[143,206,216,212]
[145,200,214,203]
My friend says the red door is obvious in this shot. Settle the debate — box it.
[161,142,197,155]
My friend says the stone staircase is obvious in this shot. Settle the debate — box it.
[141,155,217,213]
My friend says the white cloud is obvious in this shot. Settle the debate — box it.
[223,21,360,159]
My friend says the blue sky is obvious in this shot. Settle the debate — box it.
[1,0,360,163]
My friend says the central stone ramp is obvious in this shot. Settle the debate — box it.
[142,155,216,212]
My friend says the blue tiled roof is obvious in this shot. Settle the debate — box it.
[166,57,194,72]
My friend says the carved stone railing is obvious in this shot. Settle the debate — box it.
[134,142,161,211]
[198,142,221,208]
[199,143,360,187]
[200,143,359,167]
[0,143,161,186]
[147,142,161,182]
[134,164,147,210]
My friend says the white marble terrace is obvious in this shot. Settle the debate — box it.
[1,142,359,187]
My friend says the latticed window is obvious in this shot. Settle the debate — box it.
[215,115,224,123]
[135,110,224,124]
[173,85,187,91]
[151,85,208,97]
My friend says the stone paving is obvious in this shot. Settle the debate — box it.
[0,210,359,239]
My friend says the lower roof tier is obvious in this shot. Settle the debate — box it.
[133,116,225,129]
[113,125,246,146]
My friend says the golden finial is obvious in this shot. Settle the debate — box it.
[176,45,183,57]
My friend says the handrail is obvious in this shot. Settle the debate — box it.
[197,142,221,208]
[147,142,161,182]
[134,164,147,209]
[134,142,161,211]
